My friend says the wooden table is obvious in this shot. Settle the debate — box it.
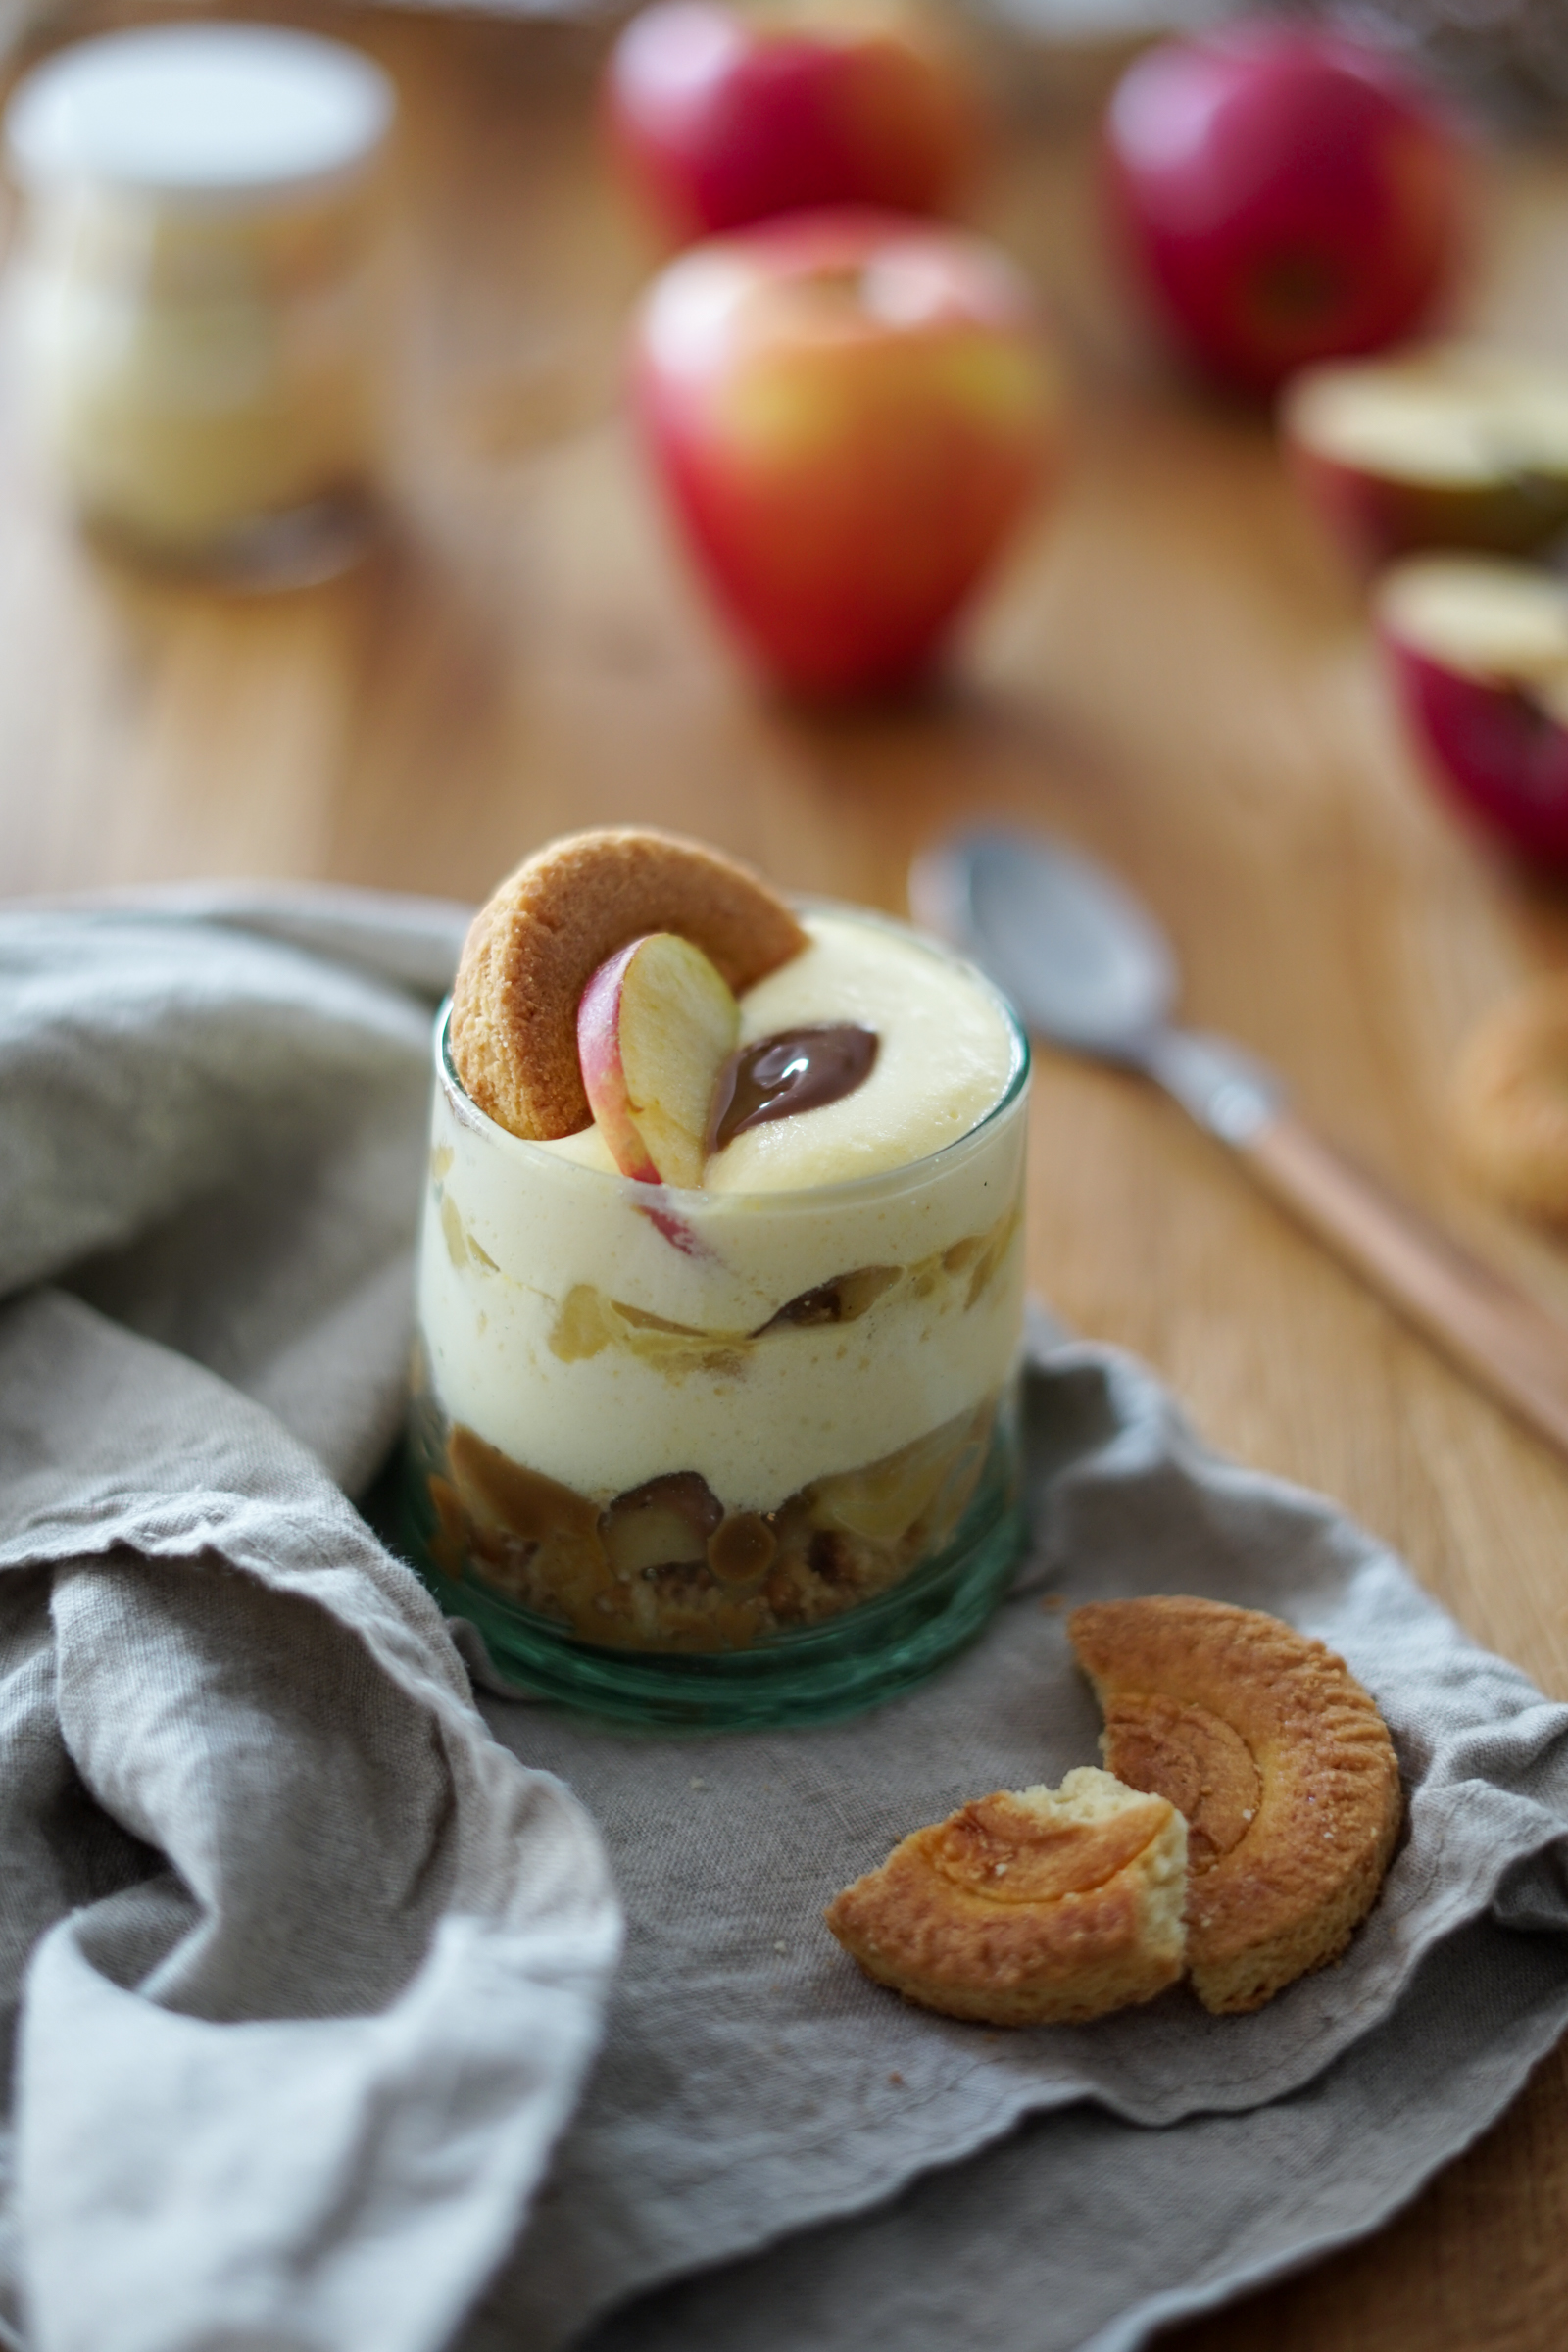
[6,6,1568,2343]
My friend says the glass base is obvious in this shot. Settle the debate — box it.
[398,1416,1024,1731]
[79,485,380,589]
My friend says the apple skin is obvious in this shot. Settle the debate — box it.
[577,939,662,1182]
[631,208,1063,697]
[605,2,977,245]
[1288,435,1568,573]
[577,930,742,1184]
[1104,24,1468,398]
[1379,627,1568,864]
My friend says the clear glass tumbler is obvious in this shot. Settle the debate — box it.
[402,918,1030,1727]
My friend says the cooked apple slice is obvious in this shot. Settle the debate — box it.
[1374,553,1568,861]
[578,931,741,1187]
[1284,347,1568,569]
[600,1471,723,1578]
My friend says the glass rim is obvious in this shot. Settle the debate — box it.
[431,903,1031,1214]
[5,24,396,208]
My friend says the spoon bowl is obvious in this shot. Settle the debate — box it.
[910,821,1568,1467]
[910,828,1175,1059]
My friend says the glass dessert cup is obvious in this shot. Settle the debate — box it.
[402,945,1029,1729]
[4,26,393,584]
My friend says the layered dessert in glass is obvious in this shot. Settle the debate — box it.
[404,828,1029,1723]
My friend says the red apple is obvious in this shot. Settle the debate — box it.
[631,208,1063,696]
[577,930,741,1185]
[1284,346,1568,571]
[604,0,977,244]
[1375,553,1568,861]
[1104,23,1468,399]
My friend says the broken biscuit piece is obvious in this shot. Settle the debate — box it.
[1070,1596,1402,2016]
[1451,975,1568,1224]
[824,1767,1187,2027]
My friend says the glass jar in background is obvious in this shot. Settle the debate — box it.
[4,24,396,582]
[402,909,1031,1729]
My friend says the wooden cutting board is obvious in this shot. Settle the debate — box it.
[4,7,1568,2343]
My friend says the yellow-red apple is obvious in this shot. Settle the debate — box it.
[605,0,977,244]
[1285,347,1568,570]
[631,208,1064,697]
[1376,553,1568,861]
[577,931,740,1185]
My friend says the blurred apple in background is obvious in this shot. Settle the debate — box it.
[1104,23,1468,398]
[605,0,978,244]
[1376,553,1568,860]
[1285,347,1568,571]
[631,209,1063,697]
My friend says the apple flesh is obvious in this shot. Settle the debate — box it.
[1375,554,1568,861]
[577,931,741,1186]
[604,0,977,244]
[1105,24,1467,399]
[632,208,1063,696]
[1285,347,1568,570]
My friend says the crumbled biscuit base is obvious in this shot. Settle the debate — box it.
[416,1394,1001,1652]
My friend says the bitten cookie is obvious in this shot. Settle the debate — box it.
[449,827,807,1141]
[824,1767,1188,2027]
[1451,975,1568,1223]
[1070,1596,1402,2016]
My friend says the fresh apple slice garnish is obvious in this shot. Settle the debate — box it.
[1375,553,1568,860]
[577,931,741,1187]
[1285,348,1568,567]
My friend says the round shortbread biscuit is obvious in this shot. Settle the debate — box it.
[1451,976,1568,1223]
[449,828,808,1141]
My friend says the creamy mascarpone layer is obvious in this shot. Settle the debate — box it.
[716,909,1017,1189]
[544,907,1017,1190]
[417,906,1027,1510]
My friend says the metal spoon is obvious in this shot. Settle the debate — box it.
[912,825,1568,1460]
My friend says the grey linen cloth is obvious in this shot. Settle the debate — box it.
[5,890,1568,2352]
[475,1329,1568,2351]
[0,895,621,2352]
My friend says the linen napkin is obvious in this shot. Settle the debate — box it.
[474,1324,1568,2349]
[0,895,621,2352]
[5,888,1568,2352]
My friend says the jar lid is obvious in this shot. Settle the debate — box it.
[5,23,395,202]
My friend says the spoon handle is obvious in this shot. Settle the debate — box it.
[1238,1109,1568,1456]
